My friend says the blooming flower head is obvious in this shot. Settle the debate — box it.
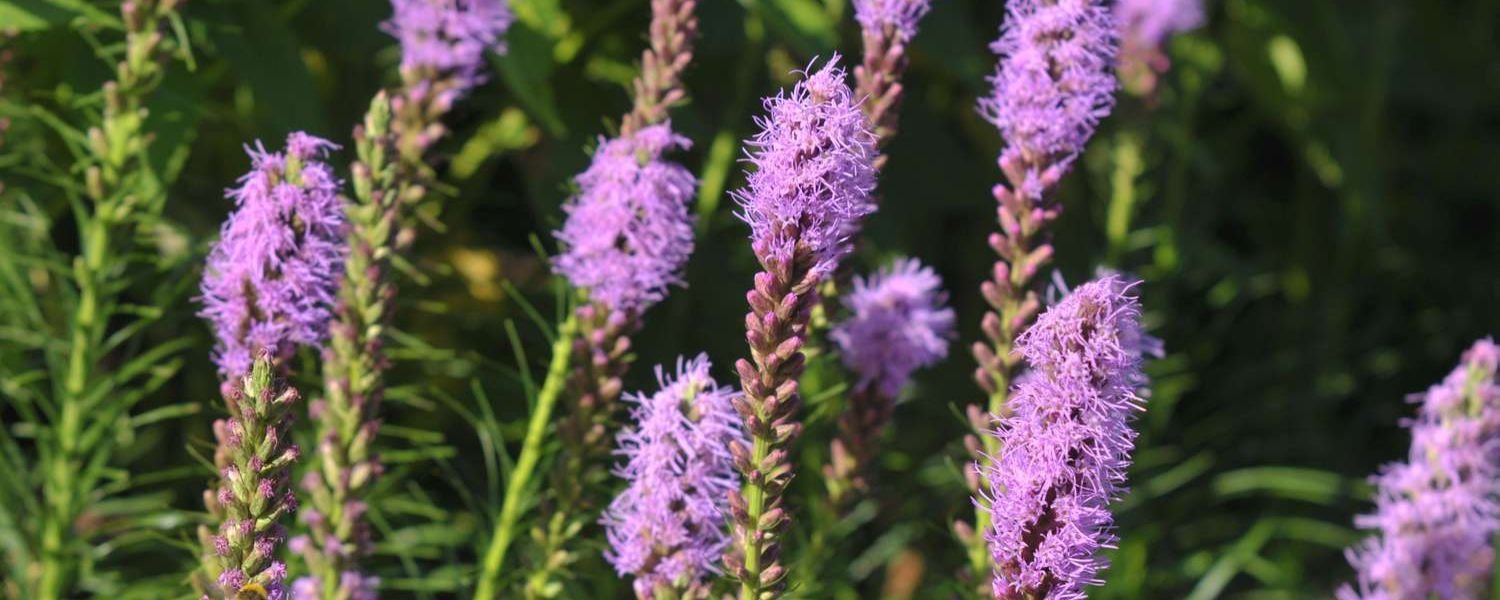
[831,258,954,398]
[553,123,697,315]
[1339,339,1500,600]
[984,275,1150,600]
[603,354,746,597]
[735,56,877,279]
[1116,0,1203,50]
[199,132,346,378]
[979,0,1118,176]
[853,0,932,43]
[383,0,513,102]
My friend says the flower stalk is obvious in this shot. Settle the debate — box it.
[35,2,181,595]
[958,0,1119,589]
[524,0,699,594]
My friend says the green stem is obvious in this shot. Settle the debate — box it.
[475,314,579,599]
[739,432,770,600]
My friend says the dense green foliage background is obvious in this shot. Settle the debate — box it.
[2,0,1498,597]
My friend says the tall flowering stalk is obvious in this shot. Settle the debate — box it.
[603,356,745,598]
[723,58,876,598]
[980,276,1151,599]
[10,2,186,596]
[1116,0,1204,98]
[294,3,510,597]
[824,258,953,508]
[498,1,699,596]
[195,133,346,598]
[851,0,931,170]
[960,0,1118,583]
[1339,339,1500,600]
[476,1,698,596]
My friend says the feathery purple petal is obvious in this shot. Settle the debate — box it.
[383,0,512,102]
[554,123,697,314]
[979,0,1118,177]
[983,275,1152,600]
[199,132,346,378]
[1339,339,1500,600]
[831,258,954,398]
[603,354,745,596]
[735,57,877,279]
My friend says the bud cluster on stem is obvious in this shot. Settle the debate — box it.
[194,357,302,600]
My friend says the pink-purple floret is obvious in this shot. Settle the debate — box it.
[554,123,697,315]
[603,355,746,596]
[979,0,1118,181]
[1340,339,1500,600]
[831,258,955,398]
[984,276,1152,600]
[734,57,877,279]
[199,132,346,378]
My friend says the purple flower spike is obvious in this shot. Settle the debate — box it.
[199,132,346,378]
[603,355,745,597]
[554,123,697,315]
[1339,339,1500,600]
[983,275,1152,600]
[980,0,1118,176]
[384,0,513,106]
[853,0,931,43]
[735,56,877,280]
[832,257,954,398]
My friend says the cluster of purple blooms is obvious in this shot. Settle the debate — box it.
[1340,339,1500,599]
[832,258,955,398]
[602,355,745,596]
[980,0,1118,181]
[735,57,877,279]
[198,133,346,379]
[554,123,698,315]
[182,0,1487,597]
[984,275,1152,600]
[383,0,513,109]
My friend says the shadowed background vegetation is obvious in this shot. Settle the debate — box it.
[1,0,1498,597]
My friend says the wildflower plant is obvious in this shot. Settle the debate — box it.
[960,0,1119,584]
[0,2,191,596]
[851,0,932,170]
[724,57,877,598]
[195,132,344,598]
[474,0,702,595]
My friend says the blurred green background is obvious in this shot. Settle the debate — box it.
[2,0,1499,597]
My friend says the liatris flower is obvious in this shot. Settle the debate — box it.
[1116,0,1203,97]
[824,258,954,507]
[826,258,953,506]
[199,132,346,379]
[851,0,930,164]
[979,0,1117,177]
[195,357,302,600]
[383,0,512,109]
[961,0,1118,586]
[1339,339,1500,600]
[724,56,876,597]
[603,355,745,598]
[554,123,697,316]
[832,258,954,398]
[982,275,1151,600]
